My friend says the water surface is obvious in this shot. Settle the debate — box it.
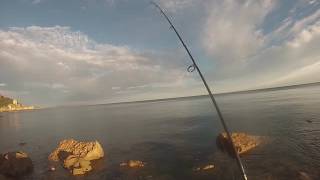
[1,85,320,179]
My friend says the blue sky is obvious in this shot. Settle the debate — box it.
[0,0,320,106]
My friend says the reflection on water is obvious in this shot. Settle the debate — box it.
[0,112,22,131]
[0,85,320,179]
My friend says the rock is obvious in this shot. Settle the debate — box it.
[49,139,104,176]
[19,142,27,146]
[202,164,214,170]
[0,174,7,180]
[72,168,85,176]
[63,155,79,169]
[128,160,145,168]
[216,132,261,156]
[194,164,214,171]
[74,159,92,175]
[66,157,93,176]
[83,141,104,161]
[298,171,313,180]
[0,151,33,177]
[63,155,93,175]
[120,162,127,167]
[49,166,56,172]
[49,139,104,161]
[120,160,145,168]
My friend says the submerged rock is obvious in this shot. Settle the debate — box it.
[0,174,6,180]
[306,119,313,123]
[194,164,215,171]
[202,164,214,170]
[48,166,56,172]
[49,139,104,176]
[120,160,145,168]
[216,132,262,156]
[0,151,33,177]
[18,142,27,146]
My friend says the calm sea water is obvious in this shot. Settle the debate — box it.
[1,85,320,180]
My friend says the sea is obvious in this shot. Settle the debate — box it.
[1,84,320,180]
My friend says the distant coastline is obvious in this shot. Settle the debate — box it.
[0,95,35,112]
[3,81,319,110]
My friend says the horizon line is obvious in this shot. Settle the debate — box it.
[87,81,320,107]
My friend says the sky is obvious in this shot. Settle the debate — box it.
[0,0,320,106]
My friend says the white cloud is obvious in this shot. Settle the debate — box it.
[288,23,320,48]
[238,20,320,88]
[111,86,121,90]
[0,83,6,87]
[202,0,276,62]
[197,0,320,90]
[268,59,320,86]
[105,0,115,5]
[291,8,320,34]
[266,2,320,45]
[32,0,42,5]
[0,26,195,106]
[157,0,201,12]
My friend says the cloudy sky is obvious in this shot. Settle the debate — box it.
[0,0,320,106]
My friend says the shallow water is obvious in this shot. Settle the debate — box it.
[1,85,320,180]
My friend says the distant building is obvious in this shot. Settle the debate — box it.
[8,104,13,110]
[13,99,18,105]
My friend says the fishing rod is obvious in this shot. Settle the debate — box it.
[151,2,248,180]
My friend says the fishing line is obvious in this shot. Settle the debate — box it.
[151,2,248,180]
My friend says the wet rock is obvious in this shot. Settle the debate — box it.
[216,132,262,156]
[298,171,313,180]
[120,160,145,168]
[0,151,33,177]
[0,174,6,180]
[49,139,104,161]
[49,139,104,176]
[306,119,313,123]
[202,164,214,170]
[63,155,79,169]
[57,151,72,161]
[64,156,92,175]
[48,166,56,172]
[18,142,27,146]
[194,164,215,171]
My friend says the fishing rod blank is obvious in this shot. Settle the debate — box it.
[151,2,248,180]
